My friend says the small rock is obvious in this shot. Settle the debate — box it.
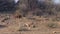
[1,17,9,22]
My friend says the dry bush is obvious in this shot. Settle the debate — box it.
[0,0,20,14]
[15,0,29,17]
[0,0,60,17]
[15,0,60,17]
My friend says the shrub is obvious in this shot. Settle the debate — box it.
[47,23,58,28]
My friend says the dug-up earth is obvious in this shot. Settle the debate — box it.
[0,14,60,34]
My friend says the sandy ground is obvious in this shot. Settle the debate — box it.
[0,14,60,34]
